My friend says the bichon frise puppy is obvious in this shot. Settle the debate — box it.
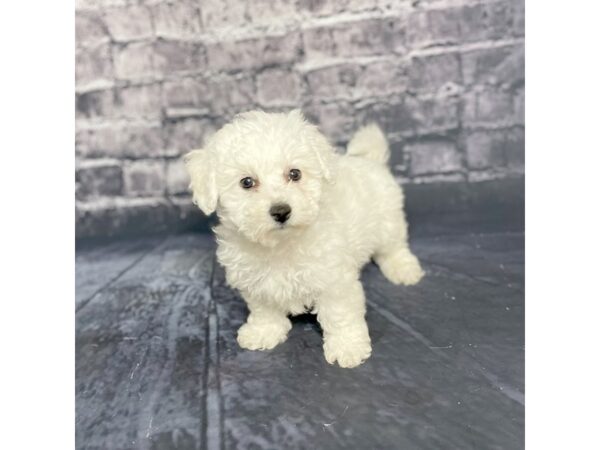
[185,110,424,368]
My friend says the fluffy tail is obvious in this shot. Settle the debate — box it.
[346,124,390,165]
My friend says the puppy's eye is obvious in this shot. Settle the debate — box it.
[240,177,256,189]
[288,168,302,182]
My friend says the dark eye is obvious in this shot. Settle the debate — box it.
[288,168,302,181]
[240,177,256,189]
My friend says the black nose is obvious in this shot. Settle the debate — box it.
[269,203,291,224]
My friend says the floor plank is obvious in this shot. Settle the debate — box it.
[76,223,524,450]
[211,242,524,450]
[76,234,215,450]
[76,236,165,309]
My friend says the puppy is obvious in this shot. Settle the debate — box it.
[185,110,424,368]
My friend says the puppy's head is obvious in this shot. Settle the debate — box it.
[185,110,336,247]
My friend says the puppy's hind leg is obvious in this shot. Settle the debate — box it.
[374,212,424,286]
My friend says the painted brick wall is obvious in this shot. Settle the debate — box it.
[75,0,524,238]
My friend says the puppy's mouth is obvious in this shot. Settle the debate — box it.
[271,221,302,233]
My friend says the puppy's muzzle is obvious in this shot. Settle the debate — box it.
[269,203,291,224]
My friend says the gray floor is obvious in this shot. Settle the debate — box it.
[76,212,524,450]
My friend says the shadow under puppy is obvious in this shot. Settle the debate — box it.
[185,110,423,368]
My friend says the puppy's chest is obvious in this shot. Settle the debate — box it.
[217,245,326,302]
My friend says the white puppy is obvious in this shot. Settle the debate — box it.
[185,110,424,368]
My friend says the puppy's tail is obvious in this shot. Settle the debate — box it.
[346,124,390,165]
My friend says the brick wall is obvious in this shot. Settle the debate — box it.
[75,0,524,238]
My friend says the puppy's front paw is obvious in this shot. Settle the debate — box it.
[377,250,425,286]
[323,336,372,368]
[237,321,290,351]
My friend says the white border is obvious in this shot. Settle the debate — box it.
[0,1,74,449]
[527,1,600,448]
[2,0,600,448]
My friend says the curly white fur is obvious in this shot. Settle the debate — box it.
[185,110,424,368]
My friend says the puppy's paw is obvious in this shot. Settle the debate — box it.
[377,250,425,286]
[323,336,372,368]
[237,321,290,351]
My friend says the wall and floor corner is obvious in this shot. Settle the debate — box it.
[75,0,524,239]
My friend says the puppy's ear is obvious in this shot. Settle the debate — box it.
[288,109,337,182]
[184,149,218,215]
[311,132,336,182]
[303,120,337,183]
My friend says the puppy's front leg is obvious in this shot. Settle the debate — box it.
[237,293,291,351]
[316,278,372,368]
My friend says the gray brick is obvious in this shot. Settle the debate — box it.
[361,95,459,136]
[76,43,113,87]
[165,118,218,155]
[103,4,153,42]
[154,40,205,75]
[388,140,408,175]
[123,160,165,197]
[162,77,206,115]
[166,159,190,195]
[74,0,525,238]
[465,129,506,169]
[359,60,408,97]
[77,85,160,122]
[77,125,166,159]
[459,1,513,43]
[76,160,123,200]
[465,127,523,171]
[407,0,518,48]
[76,89,114,119]
[206,32,302,71]
[504,126,524,170]
[75,0,100,9]
[246,0,299,26]
[305,64,362,100]
[112,84,162,120]
[512,0,524,36]
[308,0,403,15]
[407,7,461,49]
[306,60,407,100]
[409,52,461,92]
[205,75,256,114]
[151,1,202,38]
[513,87,524,126]
[256,69,302,107]
[163,74,255,115]
[200,0,248,29]
[463,87,514,127]
[408,139,462,175]
[75,130,89,158]
[303,17,405,60]
[358,100,407,135]
[113,42,155,80]
[462,44,524,87]
[406,96,461,134]
[76,11,108,46]
[304,101,356,143]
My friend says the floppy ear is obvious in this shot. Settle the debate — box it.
[311,132,336,182]
[292,109,336,183]
[184,149,218,215]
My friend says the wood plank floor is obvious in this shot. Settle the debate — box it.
[76,215,524,450]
